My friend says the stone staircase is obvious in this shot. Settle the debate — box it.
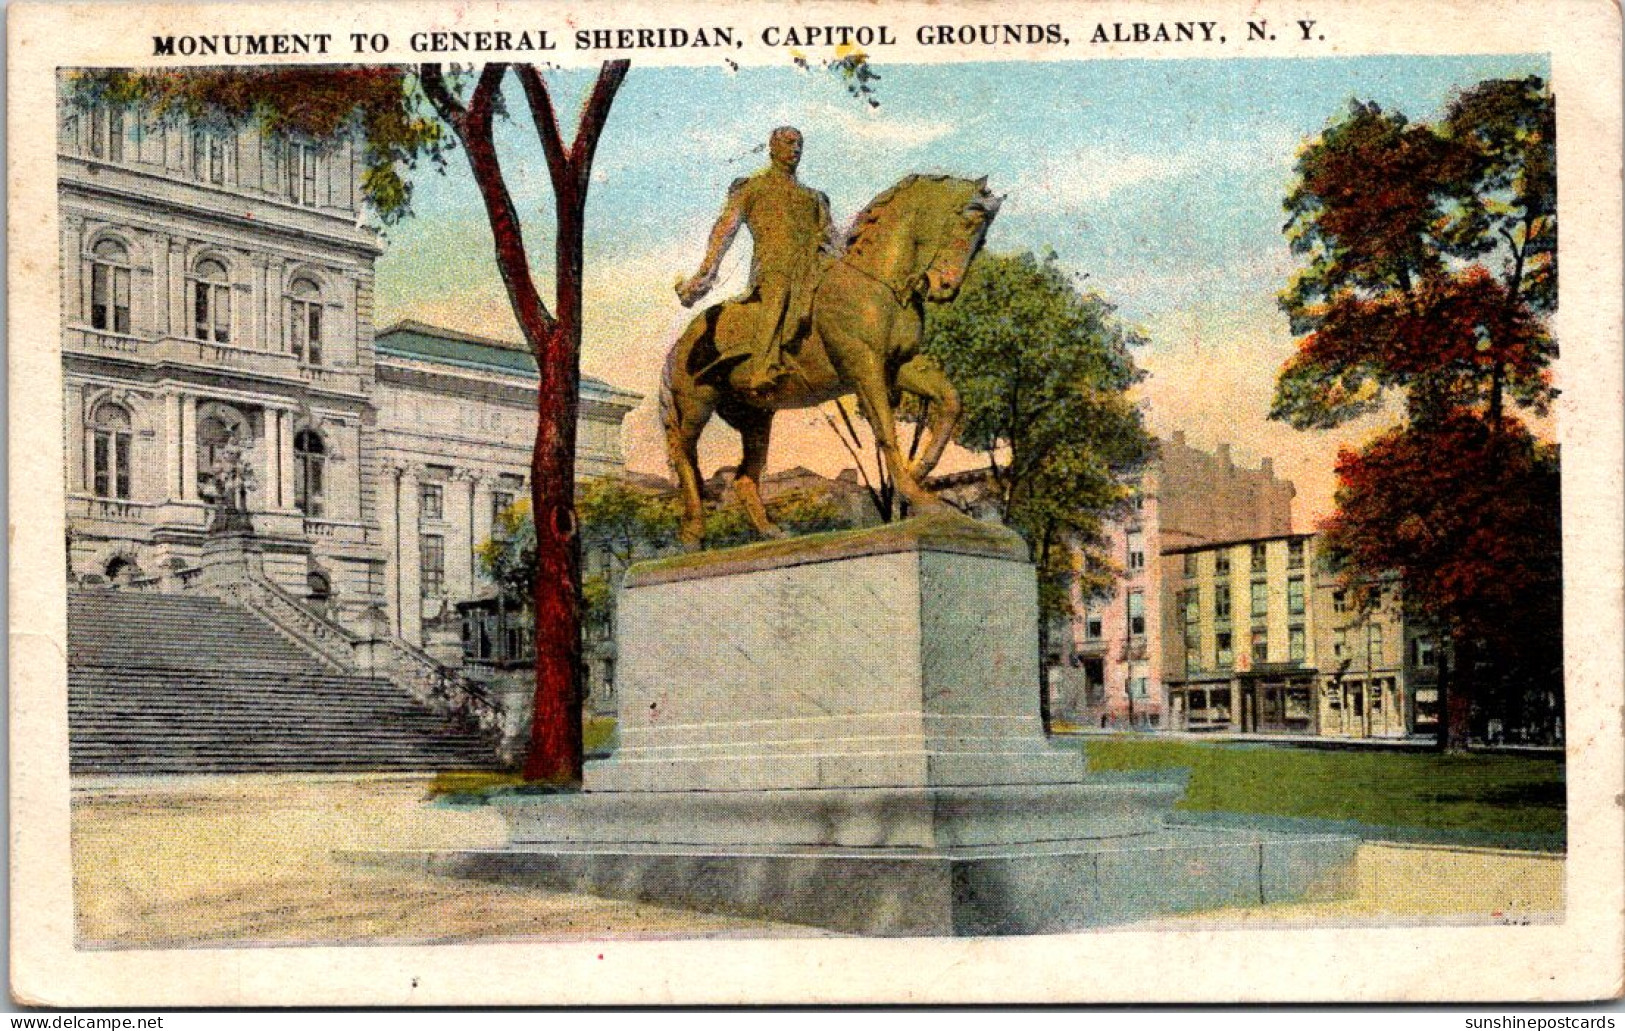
[68,589,502,775]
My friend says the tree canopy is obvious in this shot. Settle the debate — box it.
[923,249,1152,584]
[1273,78,1555,430]
[1272,77,1560,747]
[70,67,453,223]
[919,250,1153,726]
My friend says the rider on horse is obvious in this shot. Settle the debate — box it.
[675,126,837,393]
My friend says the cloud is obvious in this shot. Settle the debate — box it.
[1009,130,1301,218]
[803,100,962,149]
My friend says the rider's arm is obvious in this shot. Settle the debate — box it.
[678,179,748,306]
[815,190,839,254]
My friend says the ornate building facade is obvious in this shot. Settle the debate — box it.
[59,91,640,647]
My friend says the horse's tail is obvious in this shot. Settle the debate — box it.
[658,307,714,473]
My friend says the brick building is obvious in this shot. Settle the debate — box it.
[1162,533,1436,739]
[1057,432,1296,728]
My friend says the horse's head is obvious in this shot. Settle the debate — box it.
[845,175,1004,304]
[915,177,1002,303]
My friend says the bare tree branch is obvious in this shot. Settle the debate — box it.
[513,64,570,195]
[570,61,630,193]
[418,64,467,131]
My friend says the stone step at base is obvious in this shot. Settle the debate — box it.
[502,780,1189,849]
[345,825,1358,936]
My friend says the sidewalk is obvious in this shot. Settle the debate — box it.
[72,774,811,948]
[71,773,1563,948]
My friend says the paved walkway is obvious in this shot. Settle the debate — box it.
[72,774,811,947]
[71,774,1563,948]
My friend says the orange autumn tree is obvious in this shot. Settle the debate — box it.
[1272,77,1559,749]
[74,63,629,784]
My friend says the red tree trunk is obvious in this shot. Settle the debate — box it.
[522,189,588,784]
[421,61,626,785]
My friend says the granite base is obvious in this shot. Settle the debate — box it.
[351,825,1357,936]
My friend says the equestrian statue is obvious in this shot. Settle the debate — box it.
[665,126,1001,550]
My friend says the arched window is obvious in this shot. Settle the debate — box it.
[89,239,131,334]
[293,429,326,518]
[287,278,323,365]
[192,258,231,344]
[89,402,133,499]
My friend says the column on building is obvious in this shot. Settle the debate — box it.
[254,408,279,512]
[469,473,492,591]
[397,463,422,646]
[253,255,272,355]
[378,460,401,635]
[62,214,85,325]
[449,468,481,601]
[65,383,86,493]
[179,394,198,500]
[278,410,296,511]
[150,231,170,338]
[162,391,182,500]
[265,257,287,354]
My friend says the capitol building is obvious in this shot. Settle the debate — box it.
[59,90,641,649]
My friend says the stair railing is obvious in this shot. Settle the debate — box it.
[210,577,356,673]
[377,635,505,740]
[213,573,504,741]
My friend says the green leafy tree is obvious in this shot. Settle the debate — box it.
[920,250,1154,728]
[477,497,539,606]
[701,487,852,549]
[577,477,681,572]
[1272,77,1558,748]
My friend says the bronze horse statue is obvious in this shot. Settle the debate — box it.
[660,174,1001,549]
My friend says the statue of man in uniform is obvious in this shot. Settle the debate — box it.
[676,126,834,392]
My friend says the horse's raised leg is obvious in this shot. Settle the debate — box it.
[831,341,949,516]
[718,402,783,540]
[894,354,963,482]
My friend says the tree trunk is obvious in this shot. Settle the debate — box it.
[1035,525,1054,734]
[522,179,589,783]
[1438,631,1475,752]
[523,319,585,783]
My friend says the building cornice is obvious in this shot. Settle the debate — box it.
[60,159,382,257]
[375,355,642,417]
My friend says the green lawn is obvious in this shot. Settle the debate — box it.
[1083,737,1565,839]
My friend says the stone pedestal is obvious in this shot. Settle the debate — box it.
[197,528,312,597]
[589,513,1079,795]
[383,514,1354,935]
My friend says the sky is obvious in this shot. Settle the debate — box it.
[373,53,1549,527]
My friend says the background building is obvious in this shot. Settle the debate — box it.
[1059,432,1296,728]
[1162,533,1428,740]
[60,92,640,650]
